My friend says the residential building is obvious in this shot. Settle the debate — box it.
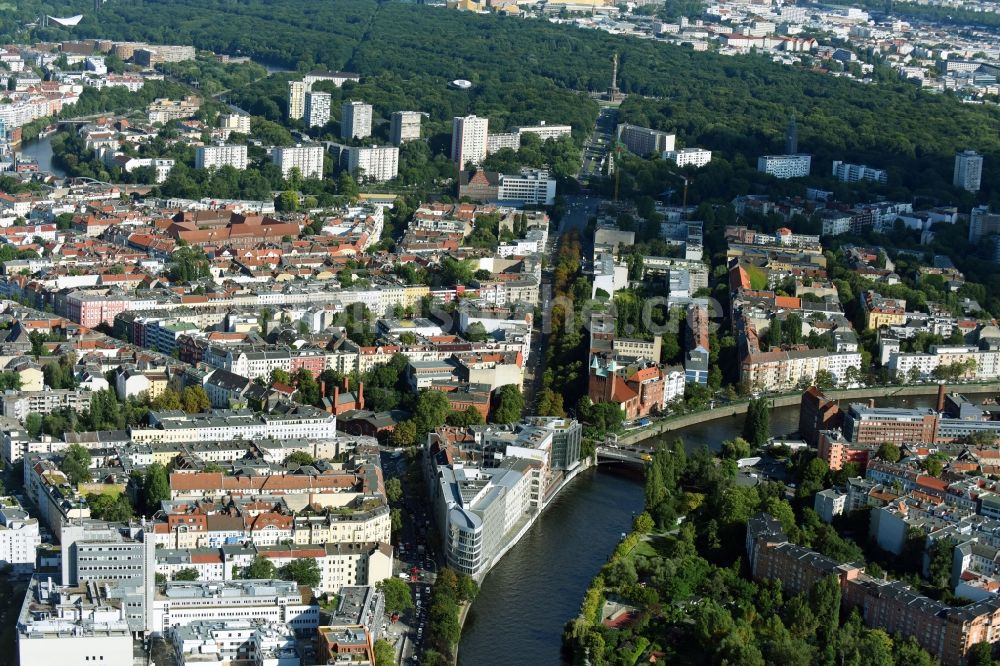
[515,122,572,141]
[451,115,489,167]
[343,145,399,183]
[0,496,40,573]
[219,113,251,135]
[270,144,324,179]
[390,111,421,145]
[617,124,675,156]
[341,101,373,140]
[497,168,556,206]
[969,206,1000,243]
[662,148,712,168]
[757,154,811,179]
[304,91,331,128]
[195,144,248,171]
[954,150,983,192]
[832,160,888,184]
[798,386,842,447]
[287,81,306,121]
[132,45,195,66]
[486,132,520,153]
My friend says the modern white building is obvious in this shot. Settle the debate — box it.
[832,160,887,184]
[287,81,307,121]
[487,132,520,153]
[452,115,489,167]
[304,91,331,128]
[390,111,421,145]
[270,144,325,179]
[515,122,572,141]
[969,206,1000,243]
[954,150,983,192]
[17,576,134,666]
[196,144,249,171]
[0,496,40,573]
[341,101,373,140]
[662,148,713,168]
[345,145,399,183]
[757,154,812,179]
[497,168,557,206]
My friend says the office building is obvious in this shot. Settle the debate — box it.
[61,521,156,633]
[451,115,489,167]
[195,144,249,171]
[344,145,399,183]
[757,154,811,179]
[0,496,40,573]
[832,160,887,184]
[341,101,373,140]
[305,91,331,128]
[390,111,421,145]
[662,148,712,168]
[287,81,307,121]
[497,168,556,205]
[617,123,675,156]
[270,144,325,179]
[954,150,983,192]
[17,576,134,666]
[970,206,1000,243]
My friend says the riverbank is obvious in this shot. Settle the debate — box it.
[615,381,1000,448]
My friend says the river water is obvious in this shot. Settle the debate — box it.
[18,134,64,178]
[457,394,941,666]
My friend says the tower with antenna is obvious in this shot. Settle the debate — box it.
[785,114,798,154]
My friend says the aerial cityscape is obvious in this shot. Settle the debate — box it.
[0,0,994,664]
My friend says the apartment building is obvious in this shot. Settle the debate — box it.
[954,150,983,192]
[861,290,907,330]
[341,101,373,140]
[832,160,887,184]
[219,113,251,135]
[757,154,812,179]
[486,132,520,153]
[452,115,489,167]
[132,45,195,66]
[740,348,862,393]
[969,206,1000,243]
[497,168,556,205]
[305,91,331,128]
[195,144,249,171]
[514,122,572,141]
[343,145,399,183]
[390,111,421,145]
[270,144,324,179]
[617,123,675,156]
[0,496,40,573]
[287,81,307,121]
[662,147,712,168]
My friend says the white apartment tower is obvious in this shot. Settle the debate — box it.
[271,144,325,179]
[390,111,422,145]
[341,101,373,140]
[287,81,307,121]
[196,144,249,171]
[954,150,983,192]
[452,115,489,167]
[304,91,332,128]
[346,145,399,183]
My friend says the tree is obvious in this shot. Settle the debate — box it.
[150,387,182,411]
[142,462,171,515]
[967,642,994,666]
[721,437,752,460]
[385,478,403,505]
[181,386,211,413]
[742,398,770,448]
[25,413,42,438]
[445,405,484,427]
[814,369,836,390]
[876,442,901,463]
[174,568,199,581]
[378,577,414,614]
[245,556,277,579]
[633,512,654,533]
[279,557,321,587]
[373,639,396,666]
[492,385,525,424]
[928,538,956,589]
[60,443,92,485]
[295,368,321,406]
[390,420,418,447]
[285,451,316,467]
[464,322,489,343]
[413,390,451,438]
[86,492,133,522]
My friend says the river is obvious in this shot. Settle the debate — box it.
[457,394,941,666]
[18,133,65,178]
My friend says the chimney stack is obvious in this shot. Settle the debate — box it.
[332,385,339,414]
[358,382,364,410]
[320,380,326,399]
[937,383,946,413]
